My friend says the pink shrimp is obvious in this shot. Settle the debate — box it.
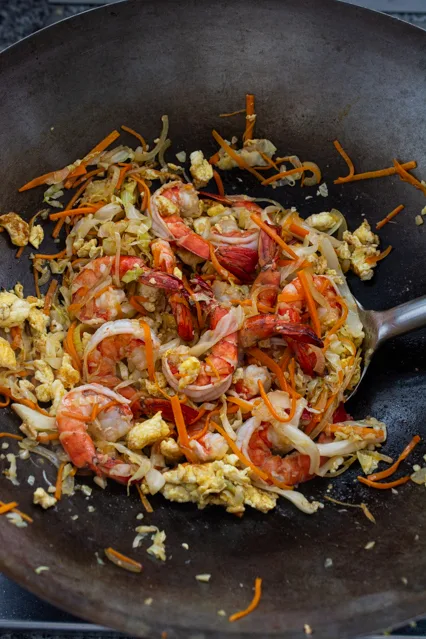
[151,239,194,341]
[251,222,281,308]
[150,181,210,259]
[70,255,182,326]
[84,319,159,387]
[56,384,135,481]
[239,314,323,349]
[248,428,314,485]
[162,281,239,402]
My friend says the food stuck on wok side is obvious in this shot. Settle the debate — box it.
[0,94,423,534]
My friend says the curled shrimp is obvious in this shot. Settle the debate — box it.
[83,319,159,387]
[162,283,240,402]
[70,256,182,326]
[56,383,134,480]
[151,181,210,259]
[151,239,194,341]
[239,314,323,349]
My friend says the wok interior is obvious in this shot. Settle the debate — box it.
[0,1,426,637]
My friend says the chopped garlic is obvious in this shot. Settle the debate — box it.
[195,573,211,582]
[364,541,376,550]
[415,215,424,226]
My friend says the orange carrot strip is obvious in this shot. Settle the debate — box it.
[250,213,297,259]
[37,433,59,443]
[64,322,82,374]
[243,94,256,143]
[53,176,95,239]
[121,125,148,152]
[115,164,132,191]
[129,296,147,315]
[10,326,22,352]
[298,269,321,338]
[246,347,288,393]
[15,246,25,259]
[0,432,22,440]
[131,176,151,212]
[182,275,203,330]
[34,248,68,260]
[209,243,239,283]
[49,206,99,221]
[0,386,49,415]
[0,500,33,523]
[81,130,120,167]
[19,171,62,192]
[323,297,348,349]
[333,140,355,181]
[289,223,309,238]
[394,159,426,196]
[212,422,269,481]
[0,502,19,515]
[357,475,410,490]
[136,484,154,513]
[139,320,155,382]
[227,396,256,413]
[188,407,207,426]
[191,409,216,442]
[261,166,307,186]
[366,245,392,265]
[170,395,197,462]
[104,547,142,573]
[367,435,421,482]
[334,161,416,185]
[33,266,41,298]
[211,130,264,182]
[258,379,296,424]
[43,279,58,316]
[54,461,66,501]
[376,205,405,230]
[229,577,263,623]
[219,108,246,118]
[326,424,385,439]
[213,170,225,196]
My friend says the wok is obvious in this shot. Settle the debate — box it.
[0,1,426,637]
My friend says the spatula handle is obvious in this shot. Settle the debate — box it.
[376,295,426,343]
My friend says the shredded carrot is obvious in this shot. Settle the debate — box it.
[72,167,105,188]
[376,205,404,230]
[64,322,82,374]
[0,386,50,415]
[394,158,426,196]
[209,151,221,165]
[121,125,148,152]
[298,269,321,338]
[0,502,19,515]
[52,177,95,238]
[326,424,385,439]
[15,246,25,259]
[0,432,22,440]
[182,275,203,330]
[243,94,256,143]
[333,140,355,181]
[191,409,217,441]
[33,265,41,298]
[131,176,151,212]
[211,130,264,181]
[43,279,58,316]
[209,242,239,283]
[279,347,292,373]
[227,396,256,413]
[323,297,348,349]
[261,166,307,186]
[139,320,155,382]
[129,296,147,315]
[247,347,287,393]
[334,160,416,185]
[37,432,59,443]
[170,395,197,462]
[366,435,421,482]
[258,379,297,425]
[250,213,297,259]
[212,422,268,481]
[205,356,221,379]
[366,245,392,265]
[188,407,207,426]
[0,396,10,408]
[19,171,62,192]
[34,248,68,260]
[105,547,143,573]
[0,500,33,523]
[229,577,263,622]
[289,223,309,238]
[81,130,120,167]
[357,475,410,490]
[10,326,22,352]
[115,164,132,191]
[49,206,99,221]
[213,170,225,196]
[54,461,66,501]
[219,108,246,118]
[136,484,154,512]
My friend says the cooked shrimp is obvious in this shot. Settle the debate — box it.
[70,256,182,326]
[56,383,134,479]
[239,314,323,348]
[84,319,160,387]
[251,222,281,308]
[151,239,194,341]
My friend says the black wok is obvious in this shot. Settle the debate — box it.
[1,1,426,637]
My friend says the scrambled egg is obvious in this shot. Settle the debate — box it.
[73,238,103,259]
[189,150,213,189]
[178,356,200,389]
[0,292,31,328]
[305,211,338,232]
[33,487,57,509]
[145,372,168,397]
[29,225,44,249]
[127,412,170,450]
[217,139,277,170]
[34,360,54,385]
[343,220,379,281]
[28,307,49,334]
[161,455,277,514]
[0,213,29,246]
[0,337,16,369]
[160,437,183,463]
[49,380,67,416]
[155,195,179,217]
[206,203,227,217]
[57,353,80,389]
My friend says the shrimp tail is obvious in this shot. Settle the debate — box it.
[143,398,200,424]
[215,246,258,282]
[240,314,323,348]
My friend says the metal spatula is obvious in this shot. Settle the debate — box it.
[348,295,426,399]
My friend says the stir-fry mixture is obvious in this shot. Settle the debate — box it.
[1,95,417,520]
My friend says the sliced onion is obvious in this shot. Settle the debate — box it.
[158,139,171,169]
[254,481,321,514]
[302,161,322,187]
[162,357,232,402]
[236,416,260,457]
[11,404,56,431]
[134,115,169,163]
[188,306,244,358]
[145,468,166,494]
